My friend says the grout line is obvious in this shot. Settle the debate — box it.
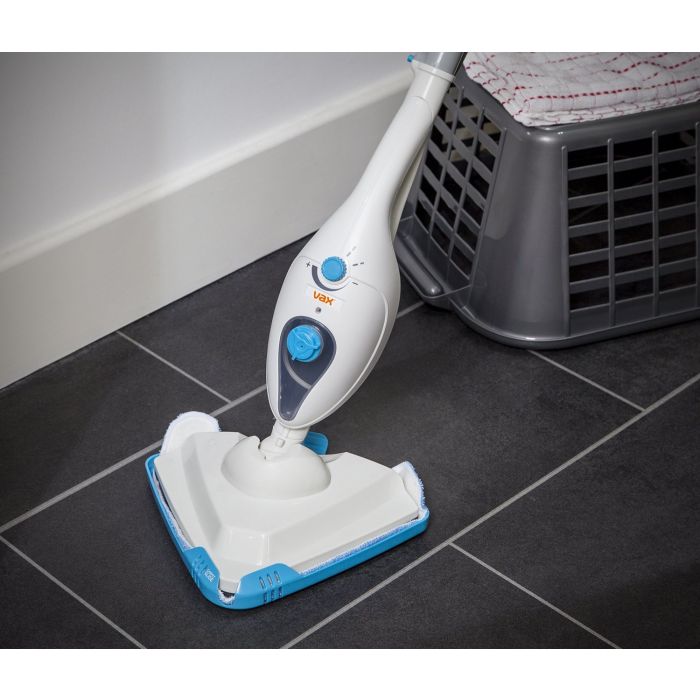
[0,385,257,535]
[435,370,700,542]
[281,542,450,648]
[396,300,424,319]
[528,350,644,412]
[118,302,422,408]
[0,303,426,536]
[210,384,267,417]
[0,535,146,649]
[283,370,700,648]
[0,384,262,535]
[116,330,232,403]
[0,441,162,535]
[449,543,620,649]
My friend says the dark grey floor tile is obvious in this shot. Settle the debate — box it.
[0,542,134,648]
[4,306,635,648]
[541,319,700,408]
[0,335,221,527]
[457,380,700,648]
[297,546,608,648]
[397,274,421,310]
[123,235,421,402]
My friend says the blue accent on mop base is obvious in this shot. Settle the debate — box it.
[144,448,429,610]
[302,430,329,455]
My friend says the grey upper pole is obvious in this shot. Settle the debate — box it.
[411,52,467,76]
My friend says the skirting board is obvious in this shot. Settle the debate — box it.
[0,70,411,390]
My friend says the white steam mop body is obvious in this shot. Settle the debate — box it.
[150,54,465,607]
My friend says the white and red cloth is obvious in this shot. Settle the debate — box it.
[464,53,700,127]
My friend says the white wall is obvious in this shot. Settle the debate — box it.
[0,53,408,257]
[0,53,412,388]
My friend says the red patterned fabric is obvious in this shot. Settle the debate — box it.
[464,53,700,126]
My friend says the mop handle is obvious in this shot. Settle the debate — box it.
[387,52,467,236]
[409,52,467,78]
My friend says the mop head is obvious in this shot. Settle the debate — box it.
[146,412,429,609]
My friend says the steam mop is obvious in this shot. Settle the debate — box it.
[146,52,466,609]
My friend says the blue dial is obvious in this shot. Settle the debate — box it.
[320,256,347,282]
[286,324,323,362]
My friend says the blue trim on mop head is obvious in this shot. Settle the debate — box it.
[145,453,429,610]
[302,431,329,455]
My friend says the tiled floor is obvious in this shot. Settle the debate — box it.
[1,235,699,648]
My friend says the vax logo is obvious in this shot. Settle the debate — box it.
[306,285,343,309]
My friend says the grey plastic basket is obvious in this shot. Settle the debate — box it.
[395,68,700,347]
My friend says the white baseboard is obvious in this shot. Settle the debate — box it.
[0,70,411,389]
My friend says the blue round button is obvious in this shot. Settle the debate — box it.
[286,324,323,362]
[321,256,347,282]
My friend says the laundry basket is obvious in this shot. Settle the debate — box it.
[395,67,700,347]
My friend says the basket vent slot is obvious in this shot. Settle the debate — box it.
[475,141,496,170]
[451,244,473,278]
[409,78,503,284]
[660,241,696,265]
[570,232,609,254]
[469,168,490,198]
[614,194,653,218]
[660,213,695,236]
[437,197,456,228]
[569,202,608,226]
[481,116,501,144]
[443,171,462,203]
[568,126,698,326]
[415,200,431,231]
[569,173,608,197]
[419,176,437,206]
[614,166,652,189]
[570,288,609,310]
[568,145,607,169]
[457,215,479,252]
[432,218,451,253]
[425,151,442,180]
[615,137,652,160]
[570,259,609,282]
[458,94,479,123]
[616,278,653,301]
[430,125,450,153]
[615,222,653,246]
[659,129,695,151]
[660,268,696,291]
[616,250,653,273]
[659,185,696,209]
